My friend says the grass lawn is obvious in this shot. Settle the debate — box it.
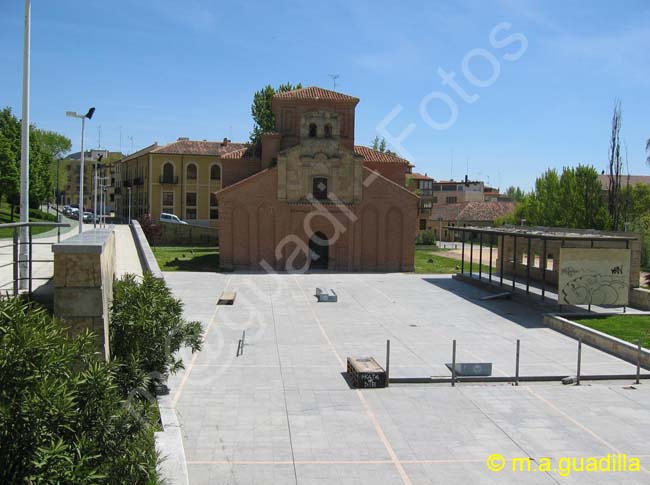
[0,201,57,238]
[414,248,492,274]
[152,246,219,272]
[152,246,491,274]
[574,315,650,349]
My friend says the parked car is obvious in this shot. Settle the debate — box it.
[62,205,72,216]
[83,212,95,223]
[70,208,80,220]
[160,213,187,224]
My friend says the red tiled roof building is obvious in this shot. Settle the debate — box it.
[217,86,418,271]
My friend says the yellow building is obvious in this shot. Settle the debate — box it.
[114,138,256,227]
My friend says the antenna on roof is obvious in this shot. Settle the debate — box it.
[328,74,339,90]
[97,125,101,149]
[450,148,454,180]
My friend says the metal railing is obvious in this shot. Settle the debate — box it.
[0,222,70,297]
[159,175,179,184]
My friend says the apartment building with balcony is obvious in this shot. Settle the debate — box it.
[63,149,121,212]
[113,138,254,227]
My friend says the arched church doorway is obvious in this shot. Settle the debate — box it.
[309,232,329,269]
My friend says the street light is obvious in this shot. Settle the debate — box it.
[66,107,95,233]
[93,153,103,229]
[127,187,132,224]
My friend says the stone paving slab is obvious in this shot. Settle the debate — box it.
[164,272,650,484]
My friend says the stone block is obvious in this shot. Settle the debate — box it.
[54,287,104,317]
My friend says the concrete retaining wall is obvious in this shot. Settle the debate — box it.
[130,220,163,278]
[630,288,650,311]
[52,228,115,360]
[158,221,218,246]
[543,313,650,370]
[130,221,189,485]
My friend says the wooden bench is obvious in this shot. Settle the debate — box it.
[347,357,387,388]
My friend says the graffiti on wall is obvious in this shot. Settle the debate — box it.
[558,248,630,306]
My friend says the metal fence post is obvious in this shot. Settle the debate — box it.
[637,339,642,385]
[515,339,520,386]
[12,228,19,297]
[386,339,390,387]
[451,340,457,387]
[28,228,33,295]
[576,339,582,386]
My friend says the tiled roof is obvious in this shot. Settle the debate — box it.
[406,172,432,181]
[221,146,258,160]
[431,201,516,222]
[354,145,411,165]
[118,143,159,163]
[598,174,650,190]
[152,139,249,157]
[273,86,359,103]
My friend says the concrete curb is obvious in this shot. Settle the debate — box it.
[130,221,189,485]
[543,313,650,370]
[155,394,190,485]
[130,221,164,278]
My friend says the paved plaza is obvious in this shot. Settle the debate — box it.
[165,272,650,484]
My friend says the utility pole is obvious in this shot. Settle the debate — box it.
[19,0,31,289]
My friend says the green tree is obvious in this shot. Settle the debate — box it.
[36,129,71,160]
[0,107,71,212]
[514,165,608,229]
[607,101,624,230]
[625,183,650,221]
[505,186,525,202]
[0,298,159,484]
[0,108,21,209]
[110,273,202,393]
[371,136,396,155]
[249,82,302,149]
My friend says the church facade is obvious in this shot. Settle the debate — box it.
[217,86,419,272]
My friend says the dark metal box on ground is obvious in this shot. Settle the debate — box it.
[347,357,387,388]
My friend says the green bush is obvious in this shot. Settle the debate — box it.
[110,273,203,393]
[415,230,437,246]
[0,297,159,484]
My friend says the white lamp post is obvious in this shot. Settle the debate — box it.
[66,107,95,233]
[19,0,31,290]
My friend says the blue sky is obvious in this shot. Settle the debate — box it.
[1,0,649,190]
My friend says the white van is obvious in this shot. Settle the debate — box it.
[160,213,187,224]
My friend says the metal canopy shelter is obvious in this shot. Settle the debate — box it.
[448,226,636,301]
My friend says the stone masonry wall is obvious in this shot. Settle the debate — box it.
[53,229,115,360]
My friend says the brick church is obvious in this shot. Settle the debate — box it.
[217,86,418,271]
